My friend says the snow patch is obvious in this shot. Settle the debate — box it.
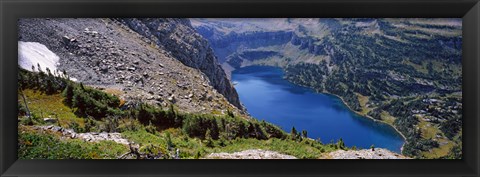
[18,41,60,72]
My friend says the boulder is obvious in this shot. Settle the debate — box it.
[43,118,58,123]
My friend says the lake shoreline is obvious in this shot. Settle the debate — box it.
[262,64,408,154]
[321,91,407,154]
[284,77,407,154]
[233,65,407,154]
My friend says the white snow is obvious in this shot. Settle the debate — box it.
[18,41,60,73]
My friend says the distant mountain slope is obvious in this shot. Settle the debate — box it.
[18,18,243,115]
[192,18,462,159]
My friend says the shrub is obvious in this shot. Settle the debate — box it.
[69,121,84,133]
[63,83,122,119]
[18,130,127,159]
[84,117,96,132]
[165,131,174,149]
[138,143,167,159]
[18,100,27,116]
[145,121,157,135]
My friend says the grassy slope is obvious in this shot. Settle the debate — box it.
[122,128,337,159]
[19,89,85,128]
[18,86,342,159]
[18,126,128,159]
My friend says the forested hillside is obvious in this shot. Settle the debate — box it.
[194,18,462,159]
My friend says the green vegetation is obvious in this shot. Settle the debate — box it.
[282,19,462,159]
[64,82,122,119]
[208,138,338,159]
[18,126,127,159]
[18,68,343,159]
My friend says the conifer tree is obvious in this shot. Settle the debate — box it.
[291,126,297,140]
[301,129,308,138]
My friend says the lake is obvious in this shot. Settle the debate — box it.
[232,66,405,153]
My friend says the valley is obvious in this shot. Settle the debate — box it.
[193,18,462,159]
[17,18,462,159]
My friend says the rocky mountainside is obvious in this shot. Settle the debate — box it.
[18,18,244,116]
[117,18,241,109]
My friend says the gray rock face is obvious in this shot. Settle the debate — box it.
[197,25,329,67]
[18,18,245,116]
[118,18,242,109]
[226,50,282,69]
[196,28,293,63]
[190,18,343,69]
[35,125,130,145]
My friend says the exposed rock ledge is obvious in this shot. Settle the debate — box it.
[205,149,297,159]
[33,125,130,145]
[324,149,410,159]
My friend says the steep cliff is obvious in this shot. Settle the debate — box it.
[196,29,292,63]
[117,18,242,109]
[191,18,335,68]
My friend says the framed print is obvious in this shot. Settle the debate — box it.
[1,0,479,176]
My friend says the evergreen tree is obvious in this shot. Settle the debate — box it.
[238,121,246,138]
[337,138,346,150]
[226,109,234,118]
[63,83,75,107]
[301,129,308,138]
[247,122,256,138]
[291,126,297,140]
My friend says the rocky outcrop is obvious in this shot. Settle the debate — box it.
[324,148,410,159]
[226,50,282,69]
[291,33,329,55]
[118,18,242,109]
[33,125,130,145]
[204,149,297,159]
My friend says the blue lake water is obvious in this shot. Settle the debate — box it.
[232,66,405,153]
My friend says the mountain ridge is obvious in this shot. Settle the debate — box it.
[18,18,244,116]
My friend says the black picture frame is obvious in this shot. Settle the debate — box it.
[1,0,479,176]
